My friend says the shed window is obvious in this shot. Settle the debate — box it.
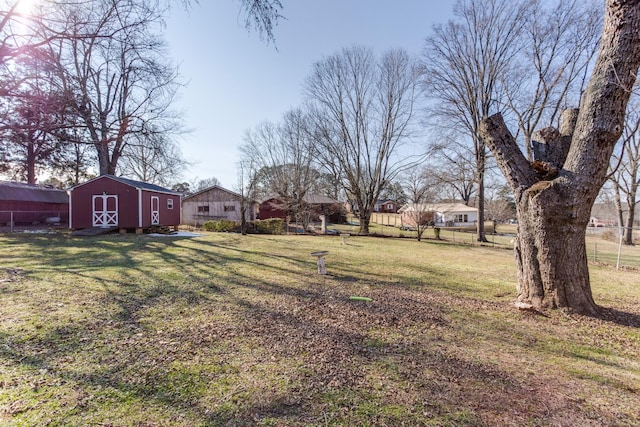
[198,205,210,213]
[223,205,235,212]
[167,199,174,209]
[387,203,393,210]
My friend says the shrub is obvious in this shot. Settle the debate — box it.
[434,227,441,240]
[202,220,238,232]
[253,218,284,234]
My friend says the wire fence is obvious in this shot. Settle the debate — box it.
[0,210,69,232]
[587,227,640,269]
[348,217,640,270]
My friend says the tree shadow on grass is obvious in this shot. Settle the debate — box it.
[593,306,640,328]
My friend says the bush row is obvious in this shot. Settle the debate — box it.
[201,218,285,234]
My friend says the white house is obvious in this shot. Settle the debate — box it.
[398,202,478,227]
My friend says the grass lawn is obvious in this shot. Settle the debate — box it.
[1,231,640,426]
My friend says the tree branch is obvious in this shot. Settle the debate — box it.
[479,112,538,191]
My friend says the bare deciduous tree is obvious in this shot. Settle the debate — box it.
[422,0,531,242]
[119,132,187,186]
[306,46,420,235]
[479,0,640,314]
[241,108,318,230]
[401,166,440,241]
[609,94,640,245]
[236,156,260,235]
[52,0,183,176]
[505,0,602,160]
[432,148,477,205]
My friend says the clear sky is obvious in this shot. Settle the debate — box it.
[164,1,455,190]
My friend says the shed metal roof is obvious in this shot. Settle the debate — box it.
[71,175,180,195]
[0,181,69,204]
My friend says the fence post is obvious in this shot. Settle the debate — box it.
[594,241,597,262]
[10,211,13,233]
[616,227,624,270]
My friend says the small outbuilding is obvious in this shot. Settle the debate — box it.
[69,175,181,232]
[0,181,69,226]
[181,185,257,226]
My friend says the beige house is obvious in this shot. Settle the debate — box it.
[181,185,257,226]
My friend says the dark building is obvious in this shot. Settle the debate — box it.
[0,181,69,225]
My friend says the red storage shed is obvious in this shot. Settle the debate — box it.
[69,175,181,231]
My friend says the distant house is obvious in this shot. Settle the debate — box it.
[0,181,69,226]
[374,199,398,213]
[399,203,478,227]
[181,185,257,226]
[346,199,398,214]
[588,203,640,227]
[259,194,343,223]
[69,175,181,232]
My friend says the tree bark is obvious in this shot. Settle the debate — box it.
[358,211,371,235]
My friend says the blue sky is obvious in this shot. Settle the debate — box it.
[164,1,455,189]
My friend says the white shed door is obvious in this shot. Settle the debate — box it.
[93,195,118,227]
[151,196,160,225]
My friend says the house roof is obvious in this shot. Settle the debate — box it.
[304,194,339,204]
[260,194,339,204]
[399,202,477,213]
[71,175,180,195]
[182,184,242,202]
[0,181,69,204]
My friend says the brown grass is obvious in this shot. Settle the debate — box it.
[0,231,639,426]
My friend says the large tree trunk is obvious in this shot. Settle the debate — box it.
[479,0,640,315]
[513,177,596,313]
[358,211,371,235]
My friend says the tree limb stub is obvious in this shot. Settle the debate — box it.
[532,109,578,169]
[479,113,538,190]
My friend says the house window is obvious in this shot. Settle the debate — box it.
[224,205,235,212]
[387,204,393,210]
[167,199,174,209]
[455,214,468,223]
[198,205,210,213]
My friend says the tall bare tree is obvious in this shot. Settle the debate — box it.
[306,46,419,235]
[609,94,640,245]
[241,108,318,229]
[422,0,531,242]
[479,0,640,314]
[0,0,282,182]
[432,148,477,205]
[118,131,187,186]
[49,0,183,176]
